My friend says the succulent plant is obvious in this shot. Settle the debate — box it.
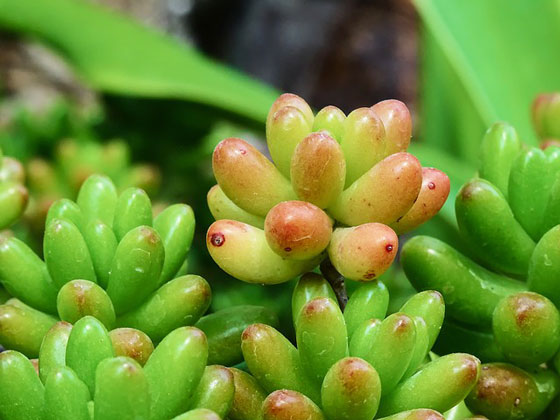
[206,93,450,287]
[25,138,160,232]
[0,173,203,357]
[401,122,560,419]
[194,304,279,367]
[465,363,559,420]
[0,148,28,230]
[225,273,480,420]
[0,317,233,420]
[533,92,560,147]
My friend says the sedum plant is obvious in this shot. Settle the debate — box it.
[25,138,160,232]
[226,273,480,420]
[0,173,206,357]
[533,92,560,148]
[464,362,559,420]
[206,93,450,287]
[0,316,233,420]
[194,304,279,367]
[401,121,560,419]
[0,147,28,230]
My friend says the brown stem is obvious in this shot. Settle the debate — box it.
[320,258,348,311]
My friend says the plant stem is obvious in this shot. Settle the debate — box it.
[320,258,348,311]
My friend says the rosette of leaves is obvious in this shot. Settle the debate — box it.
[401,122,560,419]
[0,173,205,357]
[25,138,160,232]
[206,93,450,291]
[0,317,234,420]
[0,147,28,230]
[226,273,480,420]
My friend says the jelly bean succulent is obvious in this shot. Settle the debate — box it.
[0,148,28,230]
[25,138,160,232]
[207,93,450,287]
[226,273,481,420]
[0,173,207,357]
[401,121,560,419]
[533,92,560,148]
[0,316,234,420]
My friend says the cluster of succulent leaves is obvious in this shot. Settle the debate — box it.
[206,93,450,285]
[0,317,232,420]
[402,96,560,420]
[0,173,203,357]
[0,98,100,161]
[7,91,559,420]
[0,148,28,230]
[24,138,160,233]
[0,99,160,234]
[0,0,557,416]
[230,273,481,420]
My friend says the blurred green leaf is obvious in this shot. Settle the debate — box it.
[0,0,278,122]
[416,0,560,164]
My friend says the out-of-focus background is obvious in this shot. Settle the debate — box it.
[1,0,418,116]
[1,0,559,322]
